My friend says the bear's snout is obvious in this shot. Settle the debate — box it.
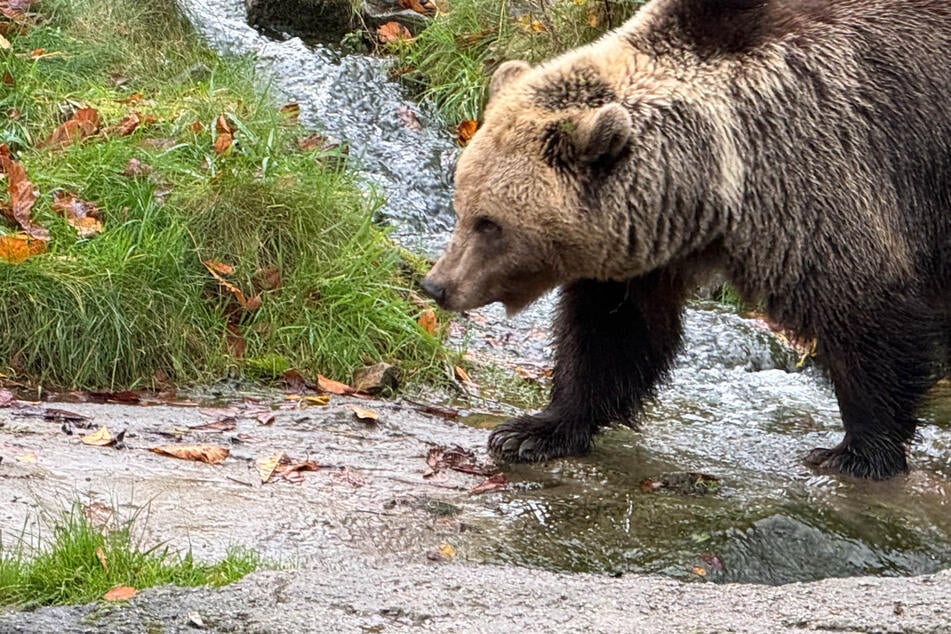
[420,277,448,307]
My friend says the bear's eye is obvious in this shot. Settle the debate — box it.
[473,216,501,237]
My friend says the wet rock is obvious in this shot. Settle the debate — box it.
[358,0,431,36]
[245,0,355,42]
[352,361,400,394]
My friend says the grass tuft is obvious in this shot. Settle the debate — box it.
[0,0,446,389]
[0,506,261,608]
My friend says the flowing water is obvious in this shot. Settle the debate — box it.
[175,0,951,585]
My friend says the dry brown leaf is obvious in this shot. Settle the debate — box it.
[119,158,152,178]
[188,120,204,133]
[317,374,355,396]
[0,0,35,22]
[226,324,246,359]
[81,426,115,447]
[0,233,46,263]
[215,115,233,134]
[188,419,237,432]
[417,309,438,336]
[95,546,108,571]
[0,144,48,240]
[278,102,300,123]
[213,131,233,155]
[256,451,284,483]
[456,119,478,146]
[202,259,260,311]
[377,21,412,44]
[297,133,327,152]
[253,264,281,292]
[41,106,100,150]
[106,112,141,137]
[350,405,379,422]
[150,445,229,464]
[454,365,475,385]
[102,585,137,602]
[469,472,509,495]
[275,459,320,483]
[51,190,103,237]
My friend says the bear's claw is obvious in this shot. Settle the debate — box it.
[805,445,908,480]
[488,416,591,463]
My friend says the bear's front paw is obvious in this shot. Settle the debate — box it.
[488,415,591,463]
[805,444,908,480]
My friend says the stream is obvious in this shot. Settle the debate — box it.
[174,0,951,585]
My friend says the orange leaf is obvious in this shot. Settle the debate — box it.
[41,106,100,150]
[106,112,141,137]
[102,585,137,602]
[0,233,46,263]
[213,131,233,155]
[417,309,438,336]
[317,374,355,396]
[456,119,478,146]
[377,21,412,44]
[398,0,432,15]
[81,426,115,447]
[188,120,204,133]
[150,445,230,464]
[52,190,103,237]
[203,259,234,275]
[114,93,143,105]
[0,145,48,240]
[215,115,233,135]
[297,133,327,152]
[95,546,108,571]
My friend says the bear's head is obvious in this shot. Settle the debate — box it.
[422,60,634,315]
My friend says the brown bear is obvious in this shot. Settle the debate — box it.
[421,0,951,479]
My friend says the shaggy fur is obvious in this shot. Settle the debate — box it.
[422,0,951,479]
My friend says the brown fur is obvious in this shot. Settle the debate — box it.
[422,0,951,479]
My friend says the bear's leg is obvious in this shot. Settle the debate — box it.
[805,311,939,479]
[489,271,687,462]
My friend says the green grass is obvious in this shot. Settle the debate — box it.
[399,0,646,122]
[0,506,261,608]
[0,0,446,389]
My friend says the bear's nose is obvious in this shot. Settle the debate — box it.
[420,277,447,306]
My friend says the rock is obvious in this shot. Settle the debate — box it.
[245,0,355,43]
[352,361,400,394]
[358,0,431,36]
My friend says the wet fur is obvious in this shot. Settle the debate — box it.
[433,0,951,479]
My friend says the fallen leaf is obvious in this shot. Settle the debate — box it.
[150,445,229,464]
[0,233,46,263]
[253,265,281,292]
[0,0,34,22]
[202,259,260,311]
[41,106,100,150]
[226,324,246,359]
[275,459,320,483]
[102,585,137,602]
[188,120,204,133]
[114,93,143,105]
[15,452,36,463]
[256,451,284,483]
[278,102,300,123]
[691,566,707,577]
[317,374,355,396]
[213,131,232,155]
[106,112,141,137]
[281,369,309,391]
[587,11,599,27]
[297,133,327,152]
[255,411,275,426]
[43,407,88,422]
[456,119,478,146]
[0,33,9,50]
[215,115,232,134]
[454,365,475,385]
[303,395,330,406]
[188,419,237,432]
[0,145,48,240]
[51,190,103,237]
[203,259,234,275]
[469,472,509,495]
[417,309,438,336]
[427,542,456,561]
[377,21,412,45]
[95,546,108,571]
[425,445,494,477]
[350,405,379,422]
[81,426,115,447]
[119,158,152,178]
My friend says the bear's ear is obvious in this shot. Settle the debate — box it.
[488,60,531,101]
[574,103,632,166]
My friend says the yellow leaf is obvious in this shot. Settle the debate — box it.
[454,365,475,385]
[304,395,330,406]
[149,445,230,464]
[350,405,379,421]
[692,566,707,577]
[15,452,36,463]
[256,451,284,483]
[0,34,10,50]
[438,543,456,559]
[95,546,108,571]
[102,585,137,602]
[81,426,114,447]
